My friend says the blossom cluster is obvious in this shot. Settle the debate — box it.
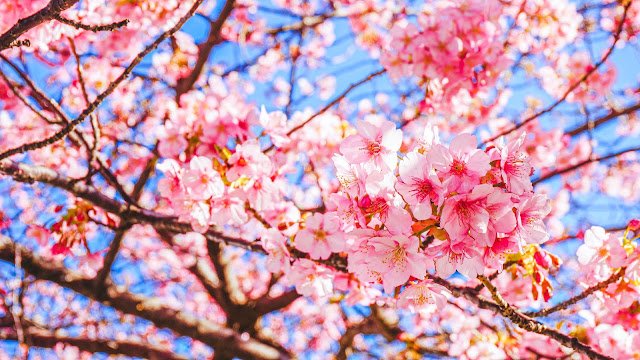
[380,0,511,111]
[327,118,551,293]
[154,110,551,310]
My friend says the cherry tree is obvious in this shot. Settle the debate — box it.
[0,0,639,359]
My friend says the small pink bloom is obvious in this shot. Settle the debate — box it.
[396,151,444,220]
[513,193,551,246]
[441,184,492,242]
[26,225,50,246]
[288,259,334,298]
[366,234,427,293]
[340,118,402,172]
[294,213,345,260]
[259,106,290,147]
[227,139,273,181]
[428,133,491,193]
[261,228,291,274]
[500,132,533,195]
[183,156,225,200]
[397,279,450,312]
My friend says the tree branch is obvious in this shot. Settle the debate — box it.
[566,101,640,137]
[0,0,79,51]
[477,275,612,360]
[483,0,632,145]
[0,0,206,161]
[533,146,640,185]
[0,236,291,360]
[524,268,625,318]
[1,319,189,360]
[53,15,129,32]
[174,0,236,98]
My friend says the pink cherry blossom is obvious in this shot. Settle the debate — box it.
[428,133,491,193]
[395,151,444,220]
[397,279,450,312]
[339,118,402,172]
[182,156,224,200]
[500,132,533,195]
[294,213,345,260]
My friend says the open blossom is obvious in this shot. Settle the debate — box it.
[395,151,444,220]
[500,133,533,195]
[288,259,334,298]
[157,159,184,199]
[261,228,291,274]
[440,184,492,242]
[210,191,248,226]
[431,240,485,278]
[577,227,627,280]
[428,133,491,193]
[339,117,402,172]
[227,139,273,181]
[397,279,450,312]
[513,193,552,246]
[259,106,290,147]
[182,156,224,200]
[294,213,345,260]
[364,234,428,293]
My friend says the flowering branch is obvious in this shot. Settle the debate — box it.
[483,0,632,145]
[0,236,291,360]
[477,275,612,360]
[0,315,189,360]
[0,0,79,51]
[524,268,626,318]
[0,0,206,161]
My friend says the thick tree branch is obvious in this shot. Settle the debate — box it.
[0,237,290,360]
[174,0,236,98]
[1,319,189,360]
[477,275,612,360]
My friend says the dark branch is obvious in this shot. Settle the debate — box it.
[0,0,206,161]
[53,15,129,32]
[0,0,79,51]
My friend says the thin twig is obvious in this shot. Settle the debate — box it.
[54,15,129,32]
[483,0,632,145]
[524,268,625,318]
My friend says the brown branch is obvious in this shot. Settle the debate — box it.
[566,101,640,136]
[0,0,206,161]
[483,0,632,145]
[0,54,137,206]
[477,275,612,360]
[264,68,386,153]
[1,322,189,360]
[174,0,236,98]
[53,15,129,32]
[0,0,80,52]
[252,289,300,317]
[524,268,625,318]
[0,237,290,360]
[68,37,101,181]
[533,145,640,185]
[93,225,131,290]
